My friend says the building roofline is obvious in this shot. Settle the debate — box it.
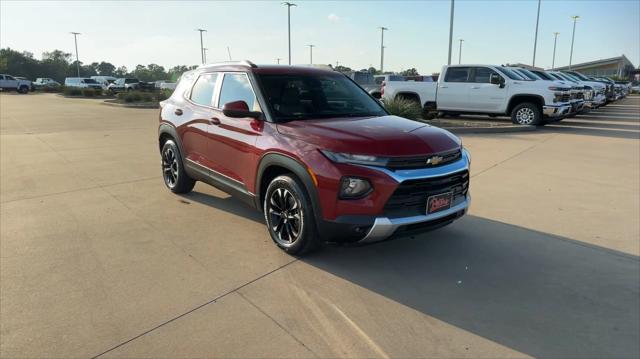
[552,55,634,70]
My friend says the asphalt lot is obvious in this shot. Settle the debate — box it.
[1,93,639,358]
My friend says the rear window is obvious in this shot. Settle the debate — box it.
[189,73,218,106]
[444,67,470,82]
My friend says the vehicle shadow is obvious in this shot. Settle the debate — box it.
[179,190,265,223]
[303,215,640,359]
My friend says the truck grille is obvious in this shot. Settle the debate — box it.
[576,92,584,99]
[383,170,469,218]
[560,94,571,102]
[386,149,462,170]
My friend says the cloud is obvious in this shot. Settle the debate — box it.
[327,13,340,23]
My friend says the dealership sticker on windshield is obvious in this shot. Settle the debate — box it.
[427,192,452,214]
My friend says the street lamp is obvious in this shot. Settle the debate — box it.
[276,58,282,64]
[458,38,464,64]
[195,28,206,64]
[568,16,579,70]
[532,0,541,66]
[282,2,296,65]
[227,46,232,61]
[203,48,208,63]
[307,44,315,65]
[447,0,455,65]
[551,32,559,70]
[379,26,388,72]
[69,32,81,77]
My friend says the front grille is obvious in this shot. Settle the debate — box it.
[576,92,584,99]
[384,170,469,218]
[386,149,461,170]
[560,94,571,102]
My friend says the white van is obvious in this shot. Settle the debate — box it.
[64,77,104,90]
[91,76,116,86]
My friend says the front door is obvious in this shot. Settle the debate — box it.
[467,67,506,112]
[206,72,262,190]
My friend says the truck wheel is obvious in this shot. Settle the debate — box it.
[264,174,320,255]
[161,140,195,193]
[511,102,542,126]
[18,85,29,94]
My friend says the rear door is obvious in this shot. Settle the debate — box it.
[207,72,262,189]
[467,66,506,112]
[181,72,220,171]
[437,67,471,110]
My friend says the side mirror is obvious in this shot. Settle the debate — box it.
[490,73,504,87]
[222,100,262,119]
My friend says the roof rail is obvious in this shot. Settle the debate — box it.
[198,60,257,69]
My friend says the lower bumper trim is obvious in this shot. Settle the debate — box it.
[543,104,572,117]
[359,195,471,243]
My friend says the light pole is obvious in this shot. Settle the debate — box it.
[276,58,282,64]
[70,32,81,77]
[227,46,232,61]
[569,15,579,70]
[379,26,388,72]
[195,28,206,64]
[551,32,559,69]
[203,48,208,63]
[458,39,464,64]
[282,2,296,65]
[447,0,455,65]
[532,0,541,66]
[307,44,315,65]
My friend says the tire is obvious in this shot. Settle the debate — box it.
[511,102,542,126]
[18,85,29,94]
[421,105,437,120]
[161,140,195,193]
[263,174,320,255]
[127,87,133,92]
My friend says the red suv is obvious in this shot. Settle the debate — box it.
[158,61,470,254]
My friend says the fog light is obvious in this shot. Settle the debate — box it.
[339,177,372,199]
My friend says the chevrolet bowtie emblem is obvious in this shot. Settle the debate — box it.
[427,155,444,165]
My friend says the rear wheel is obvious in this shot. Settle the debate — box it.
[264,175,320,255]
[18,85,29,94]
[161,140,195,193]
[511,102,542,126]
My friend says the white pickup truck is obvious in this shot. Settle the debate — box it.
[382,64,574,126]
[0,74,32,94]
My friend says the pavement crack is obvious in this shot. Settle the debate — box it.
[91,258,298,358]
[236,290,320,358]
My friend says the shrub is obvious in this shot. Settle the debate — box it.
[381,97,423,120]
[82,88,102,97]
[156,89,172,101]
[63,87,82,96]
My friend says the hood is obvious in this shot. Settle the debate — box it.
[276,115,461,156]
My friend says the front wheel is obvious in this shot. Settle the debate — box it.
[264,175,320,255]
[18,85,29,94]
[161,140,195,193]
[511,102,542,126]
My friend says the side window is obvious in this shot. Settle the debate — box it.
[218,73,260,111]
[189,73,218,106]
[6,75,15,81]
[0,75,4,80]
[374,77,384,85]
[444,67,470,82]
[473,67,496,83]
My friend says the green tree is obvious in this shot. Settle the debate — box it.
[401,68,419,76]
[96,61,116,76]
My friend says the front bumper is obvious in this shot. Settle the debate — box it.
[360,195,470,243]
[543,103,572,117]
[322,150,471,243]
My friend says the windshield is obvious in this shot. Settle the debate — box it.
[566,71,589,81]
[495,67,526,80]
[256,73,387,121]
[83,79,98,84]
[511,68,537,80]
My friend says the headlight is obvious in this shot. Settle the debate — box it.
[339,177,372,199]
[320,150,389,166]
[548,86,570,91]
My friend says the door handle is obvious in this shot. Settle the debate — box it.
[210,117,221,125]
[174,109,183,116]
[439,85,448,88]
[471,86,480,89]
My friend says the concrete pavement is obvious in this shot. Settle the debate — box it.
[1,93,638,358]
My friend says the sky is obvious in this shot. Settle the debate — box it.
[1,0,639,74]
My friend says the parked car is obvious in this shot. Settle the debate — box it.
[508,67,590,113]
[382,64,573,125]
[159,82,177,91]
[91,76,116,87]
[34,78,61,90]
[107,78,155,93]
[559,71,608,108]
[0,74,32,93]
[14,77,35,92]
[588,77,616,103]
[158,61,470,254]
[545,71,586,115]
[64,77,104,90]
